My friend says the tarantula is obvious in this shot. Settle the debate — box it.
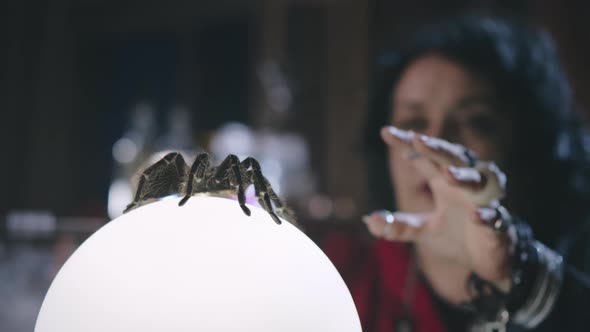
[123,152,295,225]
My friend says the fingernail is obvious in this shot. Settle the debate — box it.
[448,165,481,182]
[448,165,460,178]
[419,135,438,149]
[476,208,496,222]
[386,126,414,142]
[395,212,427,227]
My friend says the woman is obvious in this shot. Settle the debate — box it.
[323,15,590,331]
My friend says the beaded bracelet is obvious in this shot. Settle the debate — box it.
[511,240,564,328]
[465,215,564,329]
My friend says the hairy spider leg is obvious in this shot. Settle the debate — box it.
[213,154,251,216]
[241,157,282,224]
[179,153,210,206]
[124,152,187,213]
[262,177,297,225]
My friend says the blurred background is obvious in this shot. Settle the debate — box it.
[1,0,589,330]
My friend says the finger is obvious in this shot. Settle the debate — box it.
[394,212,429,241]
[475,205,514,232]
[362,211,428,242]
[470,162,506,205]
[479,162,506,191]
[445,165,487,191]
[381,126,415,146]
[469,205,515,282]
[383,126,476,181]
[474,206,500,227]
[409,152,441,180]
[362,210,400,239]
[381,126,424,160]
[413,134,477,168]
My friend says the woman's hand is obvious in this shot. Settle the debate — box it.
[363,126,515,303]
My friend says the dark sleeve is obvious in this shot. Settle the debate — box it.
[528,219,590,331]
[538,265,590,330]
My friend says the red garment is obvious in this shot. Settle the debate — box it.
[322,233,445,332]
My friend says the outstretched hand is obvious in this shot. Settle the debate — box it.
[363,126,515,303]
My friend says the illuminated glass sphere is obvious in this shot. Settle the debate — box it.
[35,197,361,332]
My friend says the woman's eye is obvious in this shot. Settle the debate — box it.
[395,117,427,131]
[466,114,498,136]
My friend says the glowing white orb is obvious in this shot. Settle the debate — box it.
[35,197,361,332]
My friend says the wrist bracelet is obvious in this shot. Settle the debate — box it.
[465,216,564,329]
[511,240,564,328]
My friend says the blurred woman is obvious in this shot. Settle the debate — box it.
[324,15,590,331]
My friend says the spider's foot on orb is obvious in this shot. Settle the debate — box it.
[178,195,191,206]
[269,213,282,225]
[240,204,252,216]
[123,203,135,214]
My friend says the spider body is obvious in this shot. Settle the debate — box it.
[123,152,295,225]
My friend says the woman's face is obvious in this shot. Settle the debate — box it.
[389,54,512,212]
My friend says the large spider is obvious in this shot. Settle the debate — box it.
[123,152,295,225]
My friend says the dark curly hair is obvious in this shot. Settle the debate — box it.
[365,15,590,247]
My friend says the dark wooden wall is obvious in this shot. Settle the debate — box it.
[1,0,588,223]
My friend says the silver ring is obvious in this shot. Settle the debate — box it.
[492,205,511,233]
[381,210,395,238]
[464,149,478,168]
[384,211,395,224]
